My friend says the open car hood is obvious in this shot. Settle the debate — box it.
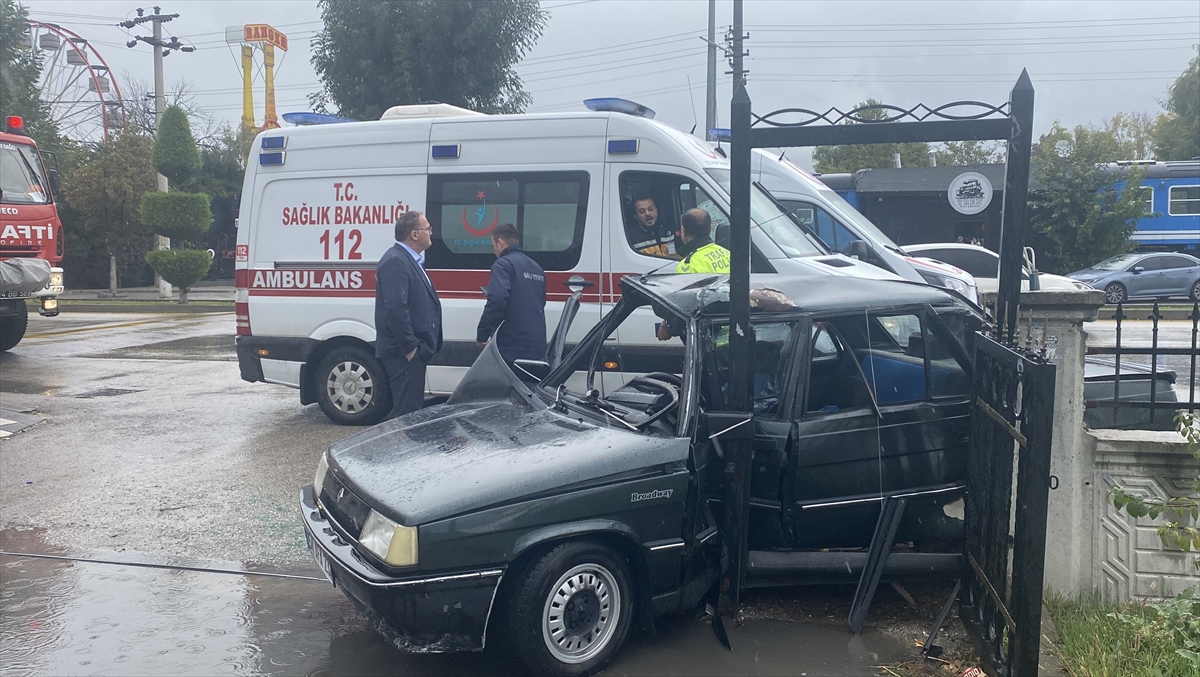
[327,340,690,525]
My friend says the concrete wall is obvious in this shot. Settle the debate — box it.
[1091,429,1200,601]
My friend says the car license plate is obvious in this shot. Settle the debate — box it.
[0,291,31,299]
[305,529,336,587]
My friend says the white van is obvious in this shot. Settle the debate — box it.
[748,149,979,301]
[234,101,899,425]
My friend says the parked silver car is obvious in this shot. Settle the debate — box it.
[1067,252,1200,304]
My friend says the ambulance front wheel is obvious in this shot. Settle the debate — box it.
[314,346,392,426]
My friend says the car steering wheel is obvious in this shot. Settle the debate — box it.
[642,371,683,388]
[620,376,680,429]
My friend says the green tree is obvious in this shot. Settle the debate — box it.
[144,249,213,303]
[152,105,201,186]
[63,130,157,294]
[310,0,546,119]
[1154,51,1200,161]
[1028,122,1147,274]
[933,140,1004,166]
[812,99,931,173]
[1105,111,1158,161]
[0,0,57,150]
[141,105,212,299]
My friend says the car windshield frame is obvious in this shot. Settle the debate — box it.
[704,168,827,258]
[540,287,701,437]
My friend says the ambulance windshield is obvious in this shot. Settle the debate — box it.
[704,168,826,258]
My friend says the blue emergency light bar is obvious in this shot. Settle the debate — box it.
[259,151,285,166]
[708,128,732,142]
[260,135,286,149]
[281,111,357,126]
[584,98,656,119]
[431,144,461,159]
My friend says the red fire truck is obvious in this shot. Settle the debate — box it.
[0,115,64,351]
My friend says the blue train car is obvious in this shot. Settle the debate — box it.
[1109,161,1200,252]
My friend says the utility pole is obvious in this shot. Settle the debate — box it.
[123,6,194,298]
[719,0,753,625]
[705,0,716,140]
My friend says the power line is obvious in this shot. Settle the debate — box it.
[742,14,1200,31]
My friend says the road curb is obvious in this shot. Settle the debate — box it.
[53,303,233,314]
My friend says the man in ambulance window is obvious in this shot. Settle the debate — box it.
[624,194,677,259]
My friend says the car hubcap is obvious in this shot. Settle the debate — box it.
[1106,285,1124,304]
[326,361,374,413]
[543,563,620,664]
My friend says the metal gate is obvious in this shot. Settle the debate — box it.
[961,328,1056,676]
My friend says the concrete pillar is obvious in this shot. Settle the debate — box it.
[983,288,1106,595]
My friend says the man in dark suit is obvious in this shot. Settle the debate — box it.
[375,210,442,419]
[476,223,546,363]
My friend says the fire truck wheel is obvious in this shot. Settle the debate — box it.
[0,302,29,352]
[314,346,392,426]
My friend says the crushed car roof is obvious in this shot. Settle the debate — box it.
[624,273,962,317]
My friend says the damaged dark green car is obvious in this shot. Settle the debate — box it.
[300,273,981,676]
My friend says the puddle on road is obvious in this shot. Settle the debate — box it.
[90,336,237,362]
[0,527,911,676]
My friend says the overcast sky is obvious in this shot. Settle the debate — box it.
[23,0,1200,169]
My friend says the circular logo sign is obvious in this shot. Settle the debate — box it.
[948,171,993,215]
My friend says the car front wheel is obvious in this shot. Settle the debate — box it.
[507,540,634,677]
[314,346,391,425]
[1105,282,1127,305]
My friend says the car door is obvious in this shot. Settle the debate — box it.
[865,308,973,542]
[790,313,883,547]
[1125,256,1161,298]
[701,319,801,549]
[1159,256,1198,298]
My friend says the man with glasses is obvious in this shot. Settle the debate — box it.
[375,211,443,418]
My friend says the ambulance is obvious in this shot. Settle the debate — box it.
[234,99,900,425]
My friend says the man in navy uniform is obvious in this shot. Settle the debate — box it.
[375,210,443,419]
[476,223,547,364]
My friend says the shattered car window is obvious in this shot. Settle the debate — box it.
[708,321,797,416]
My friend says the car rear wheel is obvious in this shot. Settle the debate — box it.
[1191,280,1200,302]
[0,302,29,352]
[314,346,391,426]
[507,540,634,677]
[1104,282,1126,305]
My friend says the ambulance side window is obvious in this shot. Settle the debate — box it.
[425,171,589,271]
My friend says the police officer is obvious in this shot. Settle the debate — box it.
[657,209,731,340]
[674,208,730,273]
[476,223,547,363]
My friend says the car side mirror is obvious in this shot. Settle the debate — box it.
[843,239,871,260]
[47,169,62,200]
[512,359,551,383]
[1132,266,1144,274]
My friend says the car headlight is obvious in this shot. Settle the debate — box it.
[313,453,329,496]
[359,509,419,567]
[48,269,64,289]
[918,270,969,295]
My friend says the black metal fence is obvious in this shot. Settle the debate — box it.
[961,330,1056,676]
[1085,301,1199,429]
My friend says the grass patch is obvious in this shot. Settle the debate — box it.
[1046,590,1200,677]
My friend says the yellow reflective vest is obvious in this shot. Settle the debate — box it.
[676,241,731,274]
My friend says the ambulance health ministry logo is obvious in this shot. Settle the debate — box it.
[947,171,993,215]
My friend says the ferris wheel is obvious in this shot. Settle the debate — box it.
[25,21,126,143]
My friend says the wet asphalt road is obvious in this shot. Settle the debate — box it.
[0,312,917,676]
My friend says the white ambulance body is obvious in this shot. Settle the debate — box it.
[749,149,980,301]
[235,103,899,425]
